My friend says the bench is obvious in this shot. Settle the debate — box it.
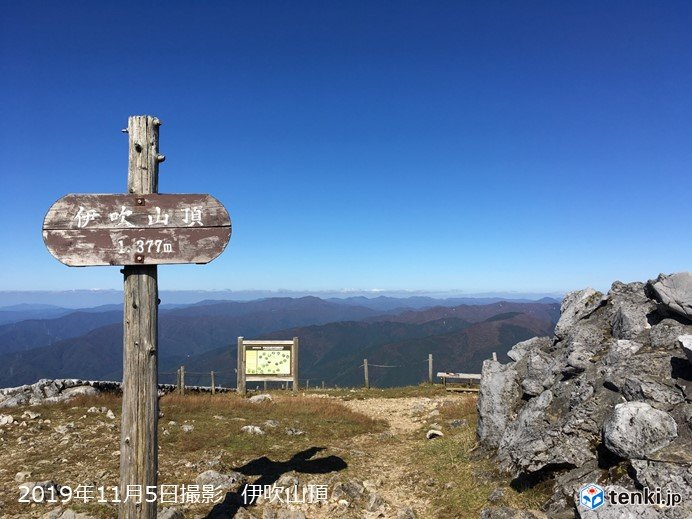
[437,371,482,392]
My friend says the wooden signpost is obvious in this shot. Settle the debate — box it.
[43,194,230,266]
[42,115,231,519]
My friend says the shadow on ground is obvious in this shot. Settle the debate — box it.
[205,446,347,518]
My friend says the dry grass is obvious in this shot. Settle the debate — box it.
[407,397,550,518]
[160,392,384,456]
[0,392,386,518]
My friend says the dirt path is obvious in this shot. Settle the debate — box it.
[342,396,436,433]
[338,395,466,519]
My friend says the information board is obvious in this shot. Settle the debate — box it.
[245,345,292,376]
[237,337,299,394]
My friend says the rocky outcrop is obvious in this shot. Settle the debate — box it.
[0,378,233,408]
[477,273,692,518]
[0,379,116,408]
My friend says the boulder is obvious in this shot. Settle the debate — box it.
[604,339,642,365]
[476,360,521,448]
[507,337,551,363]
[15,470,32,482]
[497,390,595,476]
[241,425,265,435]
[0,393,31,408]
[554,288,605,339]
[630,459,692,503]
[332,480,365,501]
[620,377,684,407]
[55,385,98,400]
[565,342,594,373]
[650,319,692,350]
[608,281,654,340]
[521,350,557,395]
[248,393,272,403]
[648,272,692,321]
[602,402,678,459]
[603,350,675,396]
[366,491,385,511]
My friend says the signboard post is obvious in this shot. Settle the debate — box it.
[236,337,299,395]
[41,115,231,519]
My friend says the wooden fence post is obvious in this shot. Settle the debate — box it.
[237,336,246,396]
[210,371,216,395]
[428,353,433,384]
[176,367,181,394]
[292,336,299,392]
[119,115,161,519]
[180,365,185,396]
[364,359,369,389]
[306,379,310,390]
[322,380,325,389]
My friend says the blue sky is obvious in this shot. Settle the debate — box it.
[1,1,691,294]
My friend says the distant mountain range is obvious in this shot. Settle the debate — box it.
[0,290,562,309]
[0,296,560,388]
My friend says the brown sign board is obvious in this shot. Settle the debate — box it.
[42,193,231,266]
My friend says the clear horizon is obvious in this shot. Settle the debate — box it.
[3,2,691,294]
[0,287,567,309]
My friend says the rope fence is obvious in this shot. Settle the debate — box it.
[163,351,489,393]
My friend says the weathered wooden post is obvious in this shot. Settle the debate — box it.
[119,115,160,518]
[180,365,186,396]
[210,371,216,395]
[306,379,310,390]
[363,359,369,389]
[428,353,433,384]
[292,336,299,392]
[237,336,246,396]
[176,366,181,394]
[41,115,232,519]
[492,351,498,361]
[322,380,325,389]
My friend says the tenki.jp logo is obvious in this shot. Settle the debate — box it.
[579,484,605,510]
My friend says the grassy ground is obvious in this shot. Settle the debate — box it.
[0,386,550,518]
[403,397,549,517]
